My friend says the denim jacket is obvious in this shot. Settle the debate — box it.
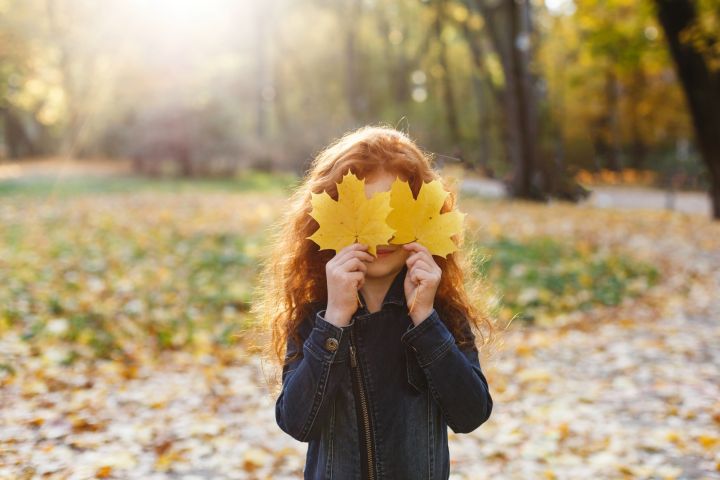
[275,264,493,479]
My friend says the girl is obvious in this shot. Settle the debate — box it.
[254,125,494,479]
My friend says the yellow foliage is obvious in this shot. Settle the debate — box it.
[306,172,466,258]
[306,170,395,257]
[387,177,466,258]
[574,168,658,186]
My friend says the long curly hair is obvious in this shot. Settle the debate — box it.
[252,125,495,374]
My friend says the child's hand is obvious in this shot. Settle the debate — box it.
[325,243,374,328]
[403,242,441,326]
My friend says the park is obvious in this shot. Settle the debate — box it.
[1,0,719,478]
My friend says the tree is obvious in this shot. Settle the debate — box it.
[462,0,588,201]
[433,0,462,146]
[654,0,720,220]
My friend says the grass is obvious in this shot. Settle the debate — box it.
[0,169,300,198]
[0,174,664,363]
[1,221,265,362]
[472,235,660,324]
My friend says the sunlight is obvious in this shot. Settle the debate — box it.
[107,0,261,72]
[120,0,259,53]
[140,0,224,36]
[545,0,576,15]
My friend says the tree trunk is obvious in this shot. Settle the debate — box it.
[467,0,525,195]
[343,0,365,121]
[629,68,648,170]
[467,0,545,200]
[376,6,411,104]
[604,68,622,171]
[471,73,492,173]
[434,0,461,145]
[508,0,541,198]
[255,2,272,141]
[46,0,81,157]
[1,106,37,158]
[712,183,720,220]
[460,18,499,174]
[655,0,720,220]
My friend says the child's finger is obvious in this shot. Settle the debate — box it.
[410,259,433,275]
[409,267,433,285]
[406,250,435,271]
[343,242,369,255]
[344,271,364,288]
[403,242,432,257]
[340,257,368,273]
[408,266,432,286]
[336,249,374,269]
[405,251,425,269]
[332,242,369,264]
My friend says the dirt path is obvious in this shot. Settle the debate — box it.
[1,159,711,218]
[461,178,712,218]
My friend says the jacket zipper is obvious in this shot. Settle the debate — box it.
[349,329,376,480]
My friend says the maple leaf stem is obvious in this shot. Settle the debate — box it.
[356,290,363,309]
[409,287,419,313]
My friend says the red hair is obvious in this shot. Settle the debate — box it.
[252,125,496,374]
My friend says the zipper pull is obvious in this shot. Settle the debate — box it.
[349,344,357,368]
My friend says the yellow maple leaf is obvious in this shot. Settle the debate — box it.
[387,177,465,258]
[306,170,395,257]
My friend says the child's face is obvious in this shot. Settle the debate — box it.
[363,170,411,278]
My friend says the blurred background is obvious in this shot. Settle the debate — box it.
[1,0,719,478]
[1,0,719,209]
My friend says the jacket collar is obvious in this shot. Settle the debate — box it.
[357,263,407,312]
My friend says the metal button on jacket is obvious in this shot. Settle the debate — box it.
[324,337,339,352]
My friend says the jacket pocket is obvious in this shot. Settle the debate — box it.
[405,345,427,393]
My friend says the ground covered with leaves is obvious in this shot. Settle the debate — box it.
[1,183,719,479]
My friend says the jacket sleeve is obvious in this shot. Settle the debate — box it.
[401,308,493,434]
[275,308,354,442]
